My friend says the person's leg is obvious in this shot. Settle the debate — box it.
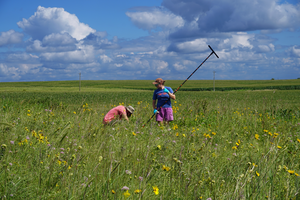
[156,109,164,125]
[164,108,174,126]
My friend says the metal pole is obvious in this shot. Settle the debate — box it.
[79,73,81,92]
[213,71,216,91]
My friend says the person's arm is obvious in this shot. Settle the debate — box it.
[122,112,129,122]
[152,99,156,110]
[168,92,176,100]
[163,87,176,100]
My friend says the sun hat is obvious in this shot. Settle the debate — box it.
[152,78,165,85]
[126,106,135,114]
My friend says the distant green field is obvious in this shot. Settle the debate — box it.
[1,79,300,92]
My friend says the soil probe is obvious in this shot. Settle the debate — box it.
[142,45,219,127]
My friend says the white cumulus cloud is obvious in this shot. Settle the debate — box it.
[0,30,23,46]
[126,8,184,30]
[17,6,95,40]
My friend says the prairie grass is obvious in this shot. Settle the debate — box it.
[0,87,300,199]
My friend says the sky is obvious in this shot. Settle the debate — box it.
[0,0,300,82]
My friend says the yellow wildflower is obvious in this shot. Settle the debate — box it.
[157,145,161,150]
[153,186,159,195]
[123,190,130,198]
[132,132,136,136]
[162,165,170,171]
[134,189,142,194]
[112,190,115,194]
[32,130,37,137]
[256,171,260,176]
[277,146,282,149]
[255,134,259,140]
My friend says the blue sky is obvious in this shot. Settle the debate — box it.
[0,0,300,82]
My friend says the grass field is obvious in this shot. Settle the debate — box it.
[1,79,300,92]
[0,81,300,199]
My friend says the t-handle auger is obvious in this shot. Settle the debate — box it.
[142,45,219,128]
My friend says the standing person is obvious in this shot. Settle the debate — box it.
[103,105,135,125]
[152,78,176,125]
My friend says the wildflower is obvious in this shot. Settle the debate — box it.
[1,144,7,148]
[132,132,136,136]
[112,190,115,194]
[68,165,72,170]
[123,190,130,198]
[212,132,216,135]
[32,130,37,137]
[134,189,142,194]
[288,170,294,174]
[10,141,14,145]
[122,186,129,190]
[268,132,272,136]
[255,134,259,140]
[162,165,170,171]
[139,176,143,181]
[295,173,300,176]
[99,156,103,162]
[297,139,300,143]
[78,146,82,150]
[277,146,282,149]
[172,124,178,130]
[176,132,179,136]
[256,171,260,176]
[232,146,237,150]
[157,145,161,150]
[153,186,159,195]
[182,134,186,137]
[125,170,132,175]
[73,111,76,114]
[57,160,62,165]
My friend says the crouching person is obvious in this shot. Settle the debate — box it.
[103,105,135,125]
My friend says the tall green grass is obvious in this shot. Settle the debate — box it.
[0,89,300,199]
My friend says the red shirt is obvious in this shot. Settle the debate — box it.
[103,105,126,124]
